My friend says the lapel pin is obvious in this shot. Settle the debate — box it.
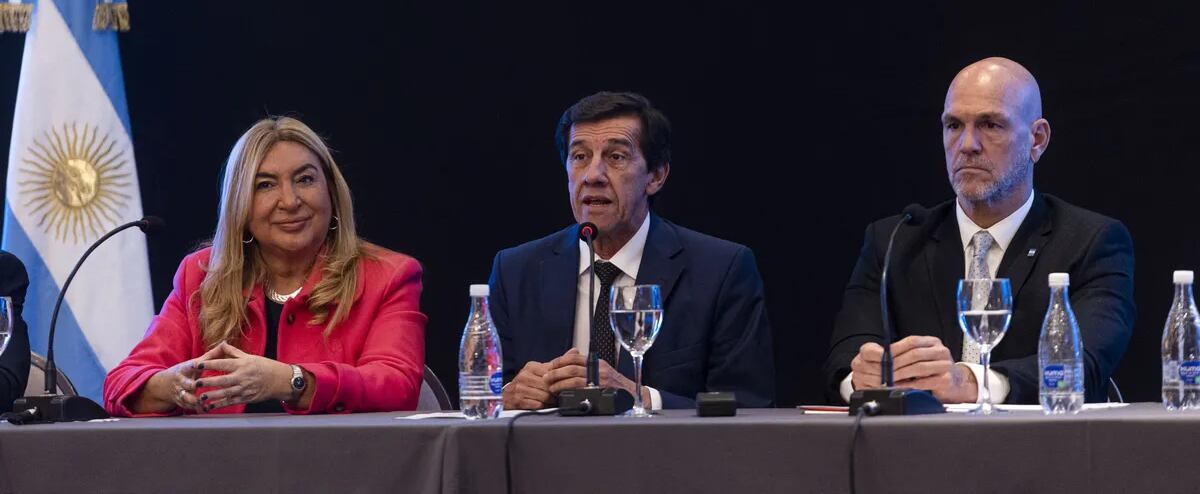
[1027,248,1038,258]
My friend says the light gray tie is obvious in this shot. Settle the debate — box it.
[962,231,995,364]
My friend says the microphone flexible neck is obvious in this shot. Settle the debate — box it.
[879,212,912,387]
[45,219,145,394]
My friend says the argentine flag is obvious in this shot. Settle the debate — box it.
[2,0,152,402]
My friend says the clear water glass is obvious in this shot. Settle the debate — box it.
[956,278,1012,415]
[609,284,663,417]
[0,297,12,356]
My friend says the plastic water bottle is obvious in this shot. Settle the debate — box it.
[1039,273,1085,414]
[1162,270,1200,410]
[459,284,503,419]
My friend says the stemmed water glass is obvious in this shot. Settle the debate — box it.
[0,297,12,356]
[609,284,663,417]
[956,279,1013,415]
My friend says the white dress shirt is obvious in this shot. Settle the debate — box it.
[840,191,1036,404]
[575,214,662,410]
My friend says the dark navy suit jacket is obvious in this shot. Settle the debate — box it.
[488,214,775,408]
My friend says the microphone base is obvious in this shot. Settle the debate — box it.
[557,387,634,416]
[848,387,945,416]
[10,394,109,424]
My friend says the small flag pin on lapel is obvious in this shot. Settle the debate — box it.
[1027,248,1038,257]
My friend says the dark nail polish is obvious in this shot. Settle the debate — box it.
[200,394,208,401]
[196,363,205,370]
[195,381,203,387]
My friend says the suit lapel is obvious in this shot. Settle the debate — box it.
[925,206,966,359]
[998,194,1051,302]
[635,215,684,306]
[539,227,580,360]
[627,214,685,379]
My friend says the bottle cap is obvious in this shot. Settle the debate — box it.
[469,284,490,297]
[1048,273,1070,287]
[1175,270,1194,284]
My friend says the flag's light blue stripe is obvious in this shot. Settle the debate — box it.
[45,0,132,137]
[2,205,107,402]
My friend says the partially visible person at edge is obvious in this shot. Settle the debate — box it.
[104,116,426,415]
[0,251,31,407]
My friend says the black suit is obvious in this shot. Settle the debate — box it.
[0,251,31,408]
[489,214,775,408]
[824,193,1135,404]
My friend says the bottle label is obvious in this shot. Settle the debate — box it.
[1042,364,1071,389]
[1180,361,1200,385]
[489,371,504,394]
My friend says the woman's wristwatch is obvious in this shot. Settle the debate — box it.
[289,364,306,400]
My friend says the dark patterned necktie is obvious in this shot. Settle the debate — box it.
[590,261,623,366]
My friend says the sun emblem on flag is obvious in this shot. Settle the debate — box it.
[18,122,133,243]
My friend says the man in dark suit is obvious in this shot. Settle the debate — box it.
[0,251,31,408]
[489,92,774,410]
[824,57,1134,404]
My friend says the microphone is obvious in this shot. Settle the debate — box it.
[900,204,925,226]
[138,215,166,234]
[849,204,944,416]
[557,223,622,416]
[578,222,597,243]
[10,216,164,424]
[880,204,923,386]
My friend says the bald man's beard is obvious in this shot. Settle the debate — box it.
[950,154,1033,204]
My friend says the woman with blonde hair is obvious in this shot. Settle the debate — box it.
[104,116,426,415]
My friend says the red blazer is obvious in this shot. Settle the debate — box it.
[103,246,427,416]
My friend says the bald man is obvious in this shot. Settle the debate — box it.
[822,57,1135,405]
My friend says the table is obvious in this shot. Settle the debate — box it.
[0,403,1196,493]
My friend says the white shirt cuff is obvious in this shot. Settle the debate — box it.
[839,372,855,403]
[958,362,1010,404]
[646,386,663,410]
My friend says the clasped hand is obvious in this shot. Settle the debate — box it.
[151,342,295,413]
[850,335,979,403]
[502,348,648,410]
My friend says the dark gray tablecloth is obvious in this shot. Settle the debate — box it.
[0,403,1196,493]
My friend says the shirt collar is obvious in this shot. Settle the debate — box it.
[955,190,1035,252]
[578,213,651,279]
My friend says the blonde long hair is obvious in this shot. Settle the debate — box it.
[197,116,362,347]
